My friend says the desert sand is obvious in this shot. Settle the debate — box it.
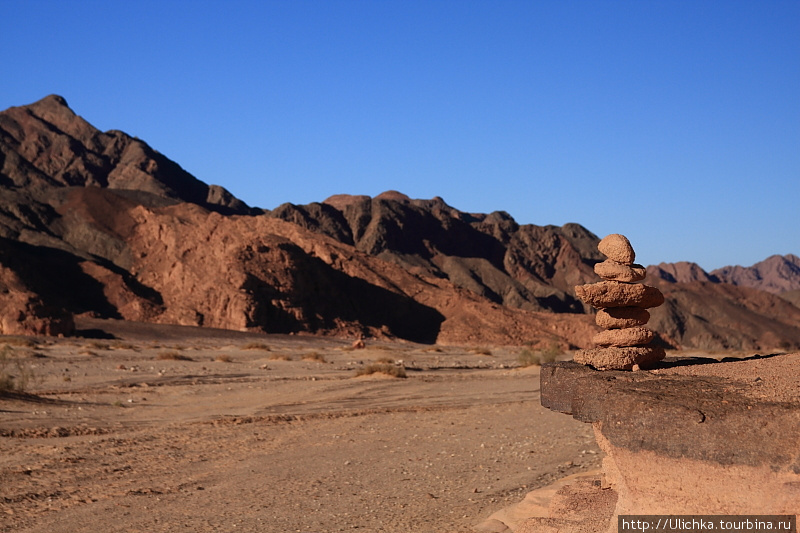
[1,319,601,533]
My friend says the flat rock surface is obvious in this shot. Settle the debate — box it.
[541,353,800,470]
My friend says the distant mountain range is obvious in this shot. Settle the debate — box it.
[2,95,799,350]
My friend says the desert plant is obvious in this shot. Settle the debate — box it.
[215,354,233,363]
[0,336,37,348]
[473,347,492,356]
[356,363,407,378]
[518,343,564,367]
[268,353,292,361]
[374,356,394,364]
[303,352,326,363]
[85,341,111,351]
[242,342,271,351]
[157,351,194,361]
[110,341,137,350]
[0,345,38,392]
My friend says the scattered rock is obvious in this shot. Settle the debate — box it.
[351,338,366,350]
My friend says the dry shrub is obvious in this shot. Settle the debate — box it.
[0,336,37,348]
[473,347,492,356]
[356,363,407,378]
[215,354,233,363]
[518,343,564,367]
[85,341,111,350]
[371,344,392,351]
[111,341,137,351]
[303,352,326,363]
[374,356,394,364]
[268,354,292,361]
[242,342,271,351]
[157,351,194,361]
[0,345,38,392]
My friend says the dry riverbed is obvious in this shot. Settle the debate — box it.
[1,320,601,533]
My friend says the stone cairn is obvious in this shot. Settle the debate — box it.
[573,234,666,370]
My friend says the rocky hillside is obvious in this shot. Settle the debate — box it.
[712,254,800,294]
[1,95,798,350]
[271,192,603,313]
[0,95,597,347]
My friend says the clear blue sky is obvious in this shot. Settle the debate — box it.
[3,0,798,270]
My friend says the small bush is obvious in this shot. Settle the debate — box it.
[268,354,292,361]
[157,351,194,361]
[518,343,564,367]
[303,352,326,363]
[242,342,271,351]
[0,345,37,392]
[215,354,233,363]
[356,363,407,378]
[1,336,37,348]
[111,342,137,350]
[85,341,111,351]
[374,356,394,364]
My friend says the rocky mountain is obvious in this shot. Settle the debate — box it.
[712,254,800,294]
[0,95,597,347]
[0,95,256,215]
[270,192,603,313]
[1,95,798,351]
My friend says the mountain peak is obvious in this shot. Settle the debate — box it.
[27,94,76,119]
[37,94,70,108]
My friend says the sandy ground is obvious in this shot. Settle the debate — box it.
[0,320,601,533]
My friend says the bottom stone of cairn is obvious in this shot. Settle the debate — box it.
[573,345,666,371]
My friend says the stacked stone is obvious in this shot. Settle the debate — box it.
[573,234,666,370]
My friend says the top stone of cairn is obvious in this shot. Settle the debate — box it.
[598,234,635,264]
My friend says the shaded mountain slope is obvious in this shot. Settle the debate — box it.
[0,94,255,215]
[271,192,603,313]
[0,96,597,346]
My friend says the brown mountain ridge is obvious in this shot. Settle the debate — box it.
[1,95,798,350]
